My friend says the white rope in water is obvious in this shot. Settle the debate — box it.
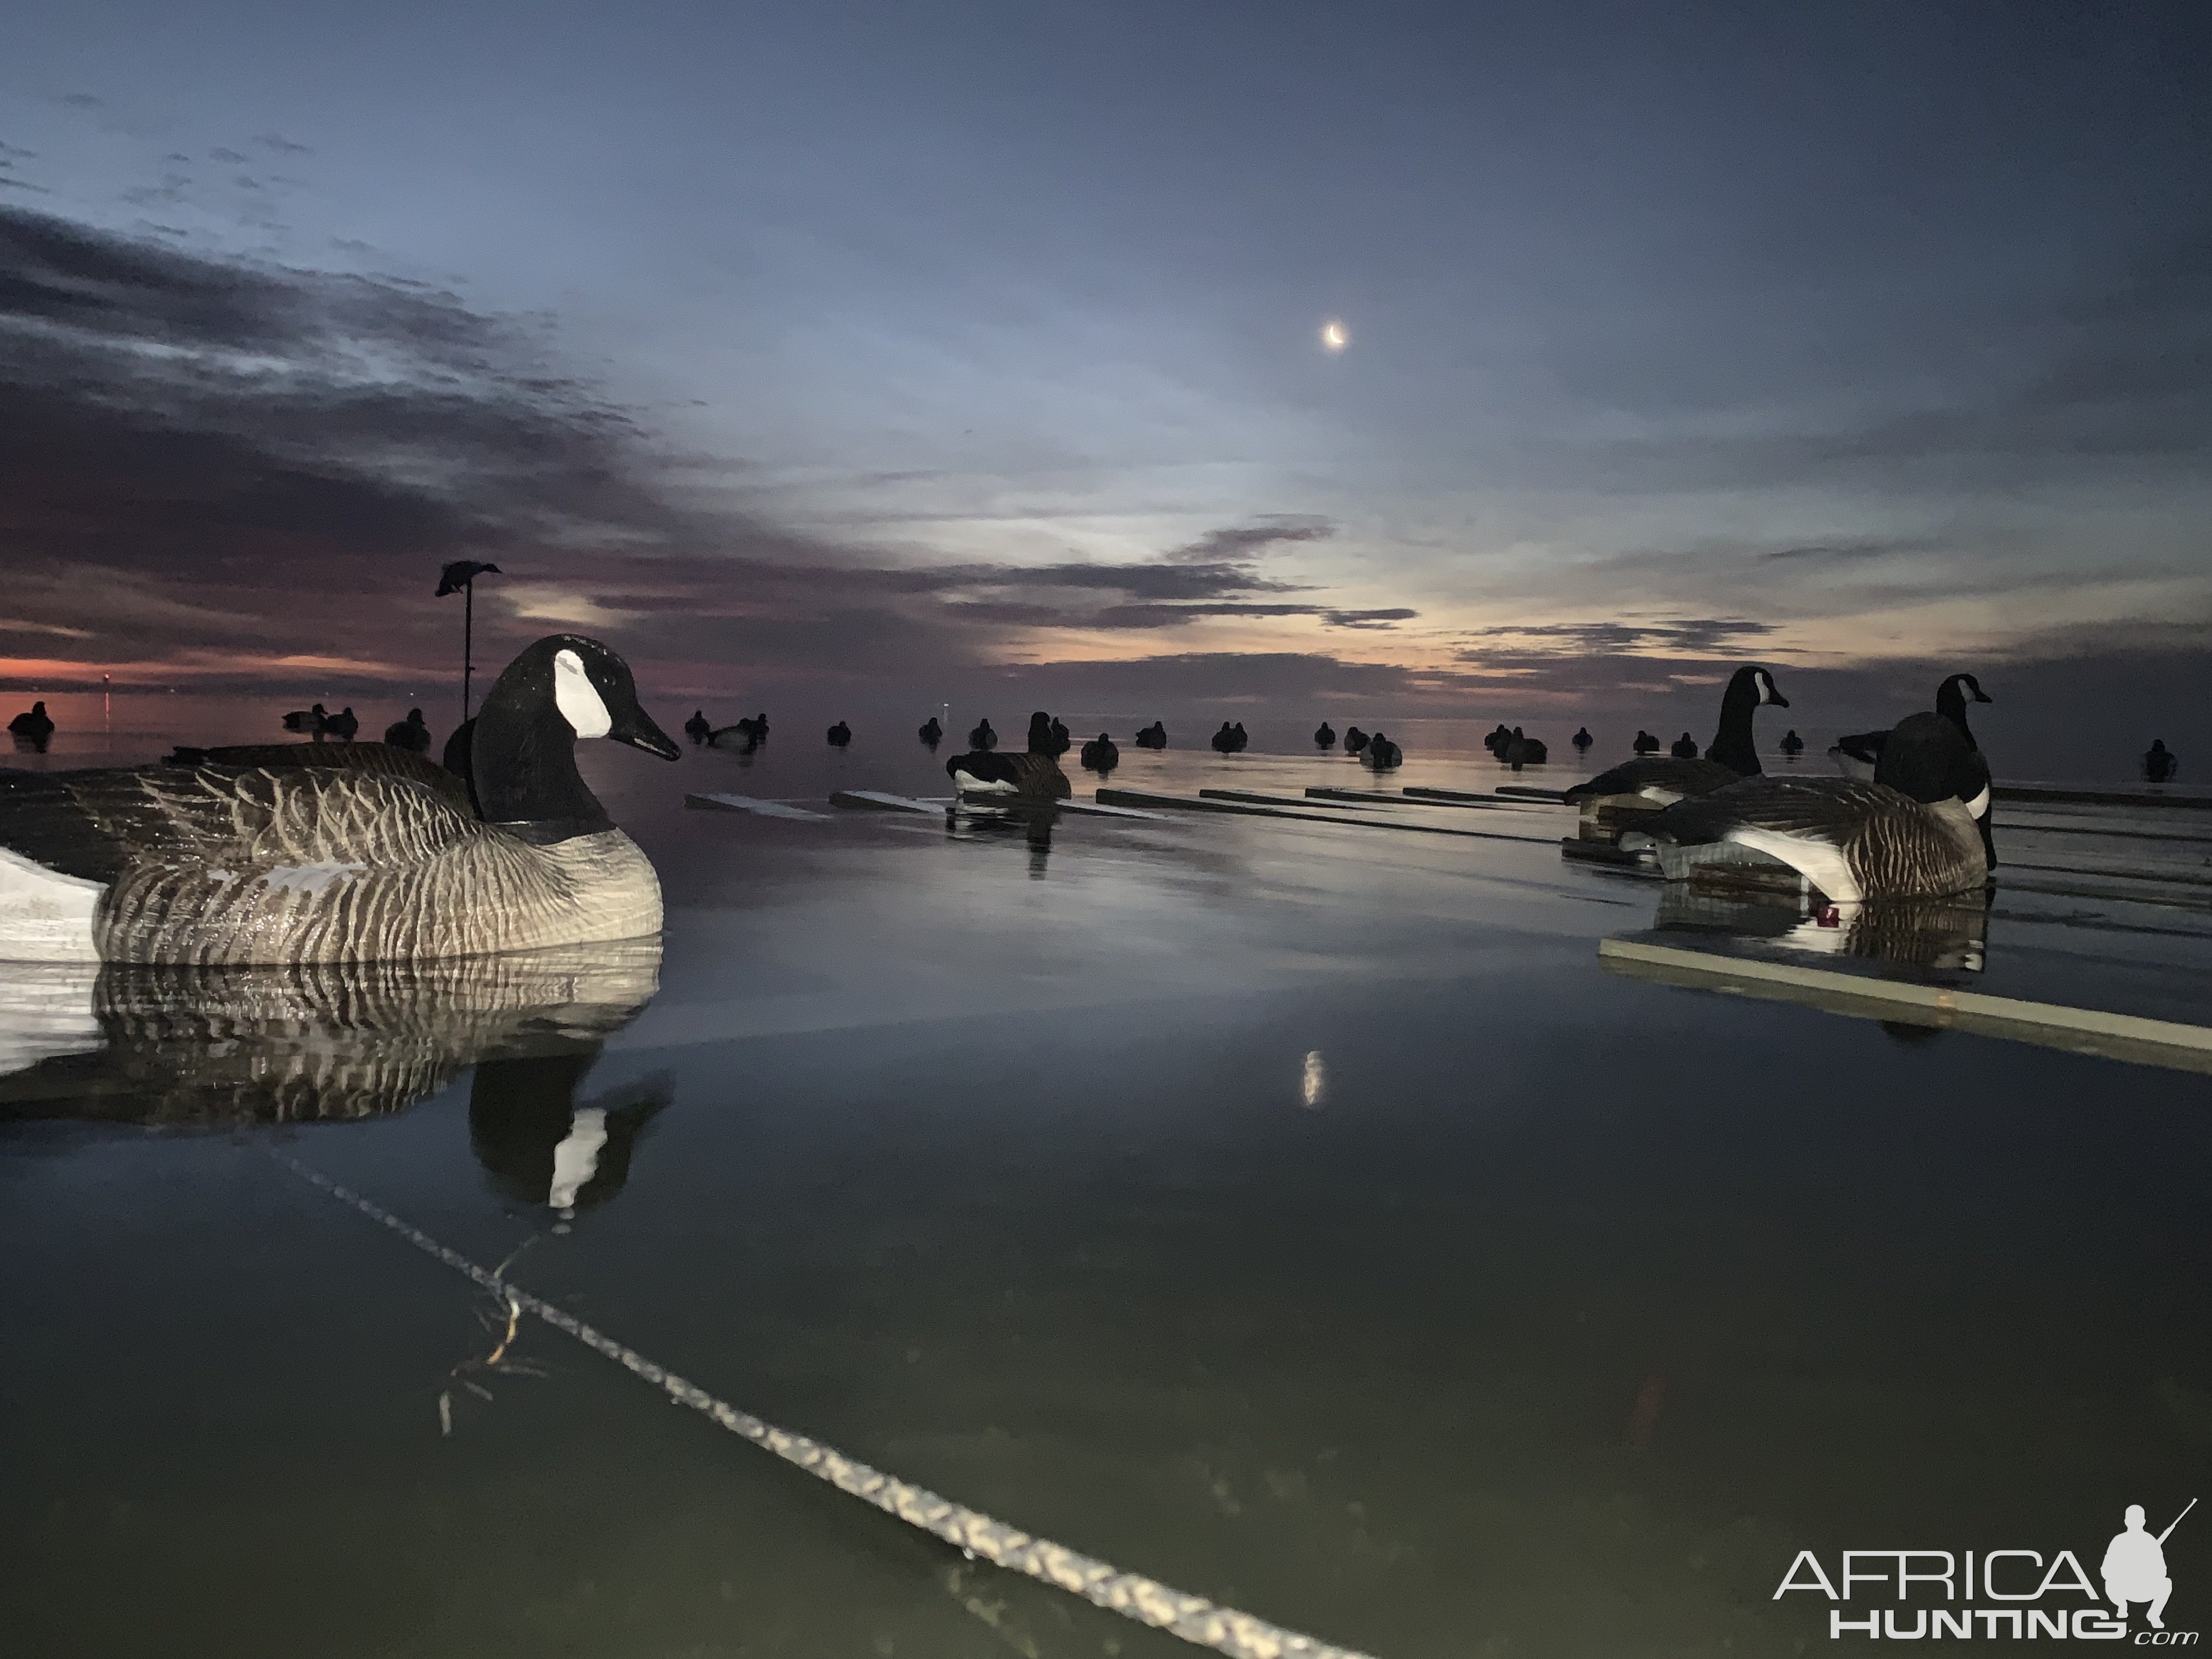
[272,1152,1376,1659]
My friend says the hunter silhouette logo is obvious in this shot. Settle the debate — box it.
[1776,1499,2197,1641]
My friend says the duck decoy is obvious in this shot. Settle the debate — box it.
[383,708,433,753]
[918,717,943,747]
[1831,674,1991,780]
[1571,727,1593,752]
[826,721,853,747]
[945,749,1071,800]
[323,707,359,741]
[707,716,760,749]
[1133,722,1167,749]
[1343,725,1369,754]
[8,701,55,744]
[281,703,329,736]
[0,635,679,964]
[1080,732,1119,772]
[1779,729,1804,757]
[1313,721,1336,748]
[2145,740,2177,783]
[967,718,998,751]
[1210,721,1248,754]
[1624,712,1990,903]
[1633,731,1661,755]
[1364,732,1403,769]
[1483,723,1513,757]
[1564,667,1788,809]
[683,710,712,744]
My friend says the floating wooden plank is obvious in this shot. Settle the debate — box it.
[1560,838,1652,869]
[1204,788,1384,809]
[1599,934,2212,1075]
[830,789,943,814]
[831,789,1166,820]
[1096,787,1553,844]
[1302,787,1411,805]
[1994,784,2212,810]
[1494,785,1571,802]
[684,792,831,820]
[1397,787,1558,811]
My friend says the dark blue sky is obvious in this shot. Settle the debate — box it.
[2,2,2207,735]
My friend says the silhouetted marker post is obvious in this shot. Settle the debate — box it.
[436,560,503,720]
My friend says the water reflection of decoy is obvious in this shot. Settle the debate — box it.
[470,1053,673,1217]
[827,720,853,747]
[0,636,680,964]
[384,708,433,753]
[1314,721,1336,747]
[1831,674,1991,779]
[1572,727,1593,753]
[8,702,55,744]
[1080,732,1119,771]
[1342,725,1369,754]
[1568,669,1788,809]
[0,936,663,1124]
[1779,730,1804,758]
[683,710,712,744]
[968,718,998,751]
[323,706,359,741]
[1651,884,1989,975]
[282,702,329,736]
[1133,721,1166,749]
[1633,731,1661,755]
[946,749,1070,800]
[1626,713,1989,902]
[1364,732,1403,769]
[918,717,943,747]
[2145,740,2177,783]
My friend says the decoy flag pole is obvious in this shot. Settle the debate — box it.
[436,561,502,719]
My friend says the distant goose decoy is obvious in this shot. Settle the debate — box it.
[1501,730,1547,770]
[1572,727,1593,753]
[2145,740,2177,783]
[1050,717,1072,755]
[683,710,712,744]
[1779,730,1804,757]
[323,707,359,741]
[282,703,329,736]
[1830,674,1991,780]
[0,635,680,964]
[707,714,765,749]
[826,720,853,747]
[1313,721,1336,747]
[946,749,1071,801]
[1564,667,1788,810]
[918,717,943,747]
[383,708,433,753]
[1624,712,1989,903]
[1633,731,1661,755]
[968,718,998,751]
[8,702,54,751]
[1080,732,1119,772]
[1364,732,1403,770]
[1026,712,1059,755]
[1343,725,1369,755]
[1210,721,1245,754]
[1133,722,1167,749]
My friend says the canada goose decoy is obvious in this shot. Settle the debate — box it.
[1026,712,1058,754]
[0,635,679,964]
[683,710,712,744]
[1633,731,1660,755]
[945,749,1071,800]
[2145,740,2177,783]
[1501,730,1547,769]
[1049,717,1072,755]
[1831,674,1991,780]
[968,718,998,751]
[383,708,433,753]
[1080,732,1119,772]
[1313,721,1336,748]
[1779,730,1804,757]
[1572,727,1593,752]
[1564,667,1788,809]
[8,702,55,743]
[918,717,943,747]
[1343,725,1369,754]
[1483,723,1513,757]
[706,716,759,750]
[1210,721,1249,754]
[1133,722,1167,749]
[323,707,359,741]
[282,703,329,736]
[1364,732,1403,769]
[827,721,853,747]
[1624,712,1989,903]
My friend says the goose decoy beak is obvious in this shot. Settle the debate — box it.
[612,703,682,761]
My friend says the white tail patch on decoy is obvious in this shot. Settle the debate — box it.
[554,648,612,739]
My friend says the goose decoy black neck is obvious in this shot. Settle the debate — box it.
[2145,740,2176,783]
[470,636,679,838]
[1935,674,1992,747]
[1027,712,1057,754]
[1704,665,1786,774]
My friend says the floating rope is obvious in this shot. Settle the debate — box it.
[272,1152,1375,1659]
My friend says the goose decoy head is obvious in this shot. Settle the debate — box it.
[1942,673,1993,706]
[1723,665,1788,708]
[534,637,681,759]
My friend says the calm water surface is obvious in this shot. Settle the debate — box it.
[3,718,2209,1657]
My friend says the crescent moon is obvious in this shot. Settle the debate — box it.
[1322,322,1347,351]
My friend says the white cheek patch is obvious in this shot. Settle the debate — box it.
[1965,781,1991,819]
[553,648,612,739]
